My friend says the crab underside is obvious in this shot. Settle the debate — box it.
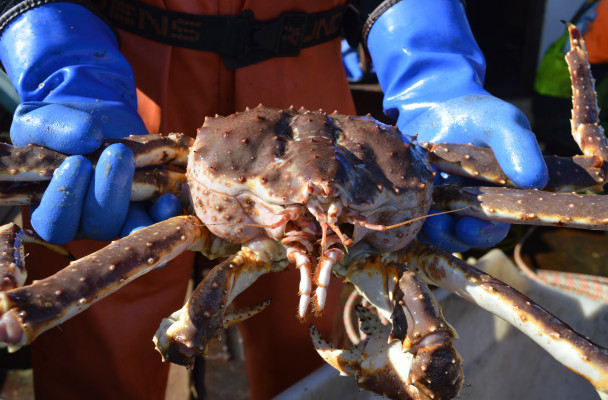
[0,25,607,400]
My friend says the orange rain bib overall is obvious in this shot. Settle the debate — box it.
[25,1,356,399]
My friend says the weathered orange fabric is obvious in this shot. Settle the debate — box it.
[29,1,355,400]
[27,235,195,400]
[585,0,608,64]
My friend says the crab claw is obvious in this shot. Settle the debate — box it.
[311,306,414,399]
[154,239,287,366]
[312,304,462,400]
[326,251,463,400]
[153,298,271,367]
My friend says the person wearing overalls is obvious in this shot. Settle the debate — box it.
[0,0,548,398]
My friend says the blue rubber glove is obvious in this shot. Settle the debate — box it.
[30,143,135,244]
[367,0,549,252]
[121,194,183,237]
[341,39,364,82]
[0,3,157,244]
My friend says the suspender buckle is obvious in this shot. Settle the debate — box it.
[224,11,309,69]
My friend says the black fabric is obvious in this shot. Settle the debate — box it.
[95,0,345,69]
[359,0,468,49]
[0,0,352,69]
[0,0,24,15]
[361,0,400,48]
[341,0,386,48]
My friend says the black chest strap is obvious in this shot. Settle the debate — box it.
[96,0,346,70]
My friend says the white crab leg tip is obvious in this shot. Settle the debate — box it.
[298,294,311,320]
[314,287,327,312]
[286,247,313,319]
[314,248,343,314]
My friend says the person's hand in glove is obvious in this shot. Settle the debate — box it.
[0,2,180,244]
[366,0,549,252]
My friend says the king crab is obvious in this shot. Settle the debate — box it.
[0,25,607,399]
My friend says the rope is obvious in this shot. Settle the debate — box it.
[514,227,608,304]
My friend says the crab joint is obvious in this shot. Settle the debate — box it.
[154,240,284,366]
[0,216,208,351]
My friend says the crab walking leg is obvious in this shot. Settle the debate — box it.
[565,24,608,161]
[94,133,193,169]
[425,25,608,194]
[153,239,287,367]
[433,185,608,230]
[0,216,219,352]
[313,247,343,314]
[285,246,314,319]
[312,268,462,400]
[0,169,187,206]
[0,223,73,291]
[0,133,193,182]
[403,242,608,396]
[0,223,26,291]
[425,142,606,192]
[339,247,401,320]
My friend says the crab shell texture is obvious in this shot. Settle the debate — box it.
[187,106,435,251]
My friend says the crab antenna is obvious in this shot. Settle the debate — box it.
[349,207,469,232]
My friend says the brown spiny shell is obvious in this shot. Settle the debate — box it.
[186,105,434,247]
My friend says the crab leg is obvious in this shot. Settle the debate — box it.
[313,247,343,314]
[312,265,462,400]
[0,169,187,206]
[0,215,225,351]
[0,223,26,291]
[425,24,608,194]
[312,307,415,400]
[285,246,314,320]
[0,133,193,182]
[153,238,287,367]
[402,241,608,396]
[0,133,192,206]
[433,185,608,230]
[425,142,607,192]
[0,223,73,291]
[565,23,608,161]
[341,248,400,320]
